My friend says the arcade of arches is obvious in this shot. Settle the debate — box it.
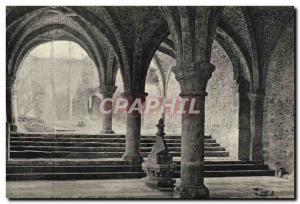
[6,6,295,198]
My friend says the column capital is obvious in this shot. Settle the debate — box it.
[173,62,215,96]
[173,62,215,81]
[99,84,117,98]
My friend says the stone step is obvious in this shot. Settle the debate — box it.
[10,141,126,147]
[11,133,212,140]
[6,163,270,174]
[10,150,229,158]
[10,141,220,147]
[10,146,226,152]
[7,159,253,166]
[12,133,125,138]
[7,165,142,174]
[6,169,275,181]
[11,137,170,143]
[202,170,275,177]
[6,172,145,181]
[10,137,216,144]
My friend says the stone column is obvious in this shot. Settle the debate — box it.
[173,62,215,199]
[122,91,148,164]
[248,92,265,163]
[7,76,17,132]
[99,84,117,134]
[238,92,251,160]
[11,88,18,130]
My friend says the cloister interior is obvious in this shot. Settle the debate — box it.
[6,6,295,199]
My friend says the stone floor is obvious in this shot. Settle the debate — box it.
[7,176,294,199]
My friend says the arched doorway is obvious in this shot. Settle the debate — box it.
[14,41,100,133]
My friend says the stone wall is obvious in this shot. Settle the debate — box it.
[262,23,294,173]
[206,41,239,160]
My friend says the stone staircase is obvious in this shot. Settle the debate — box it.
[7,133,275,181]
[7,159,275,181]
[9,133,229,159]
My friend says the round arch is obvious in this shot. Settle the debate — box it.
[6,9,107,129]
[7,11,104,80]
[11,28,100,79]
[13,40,100,132]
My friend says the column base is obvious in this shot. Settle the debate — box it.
[174,184,209,199]
[100,130,115,134]
[122,153,143,164]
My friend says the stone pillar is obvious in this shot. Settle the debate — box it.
[122,91,148,164]
[173,62,215,199]
[7,76,17,132]
[248,91,265,163]
[99,84,117,134]
[238,92,251,160]
[11,88,18,130]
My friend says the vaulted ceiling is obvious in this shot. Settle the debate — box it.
[7,6,294,92]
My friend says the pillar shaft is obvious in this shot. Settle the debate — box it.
[238,93,251,160]
[248,92,265,163]
[180,94,206,187]
[160,7,222,198]
[99,84,117,134]
[124,110,142,163]
[102,100,113,133]
[122,91,147,164]
[11,88,18,125]
[173,62,215,198]
[7,76,17,132]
